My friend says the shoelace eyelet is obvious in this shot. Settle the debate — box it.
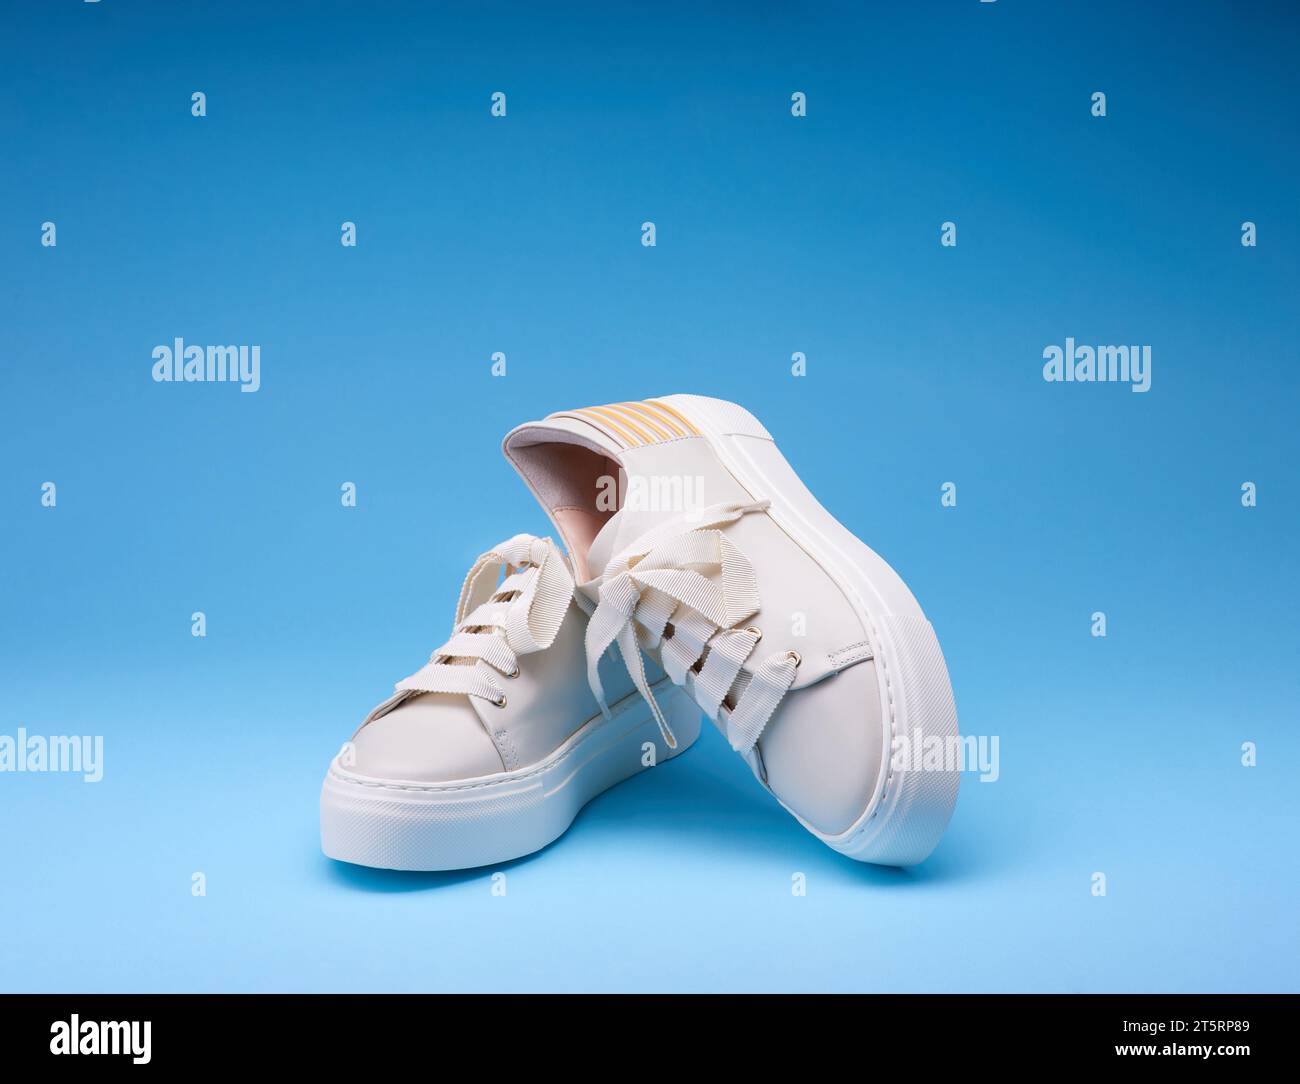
[493,695,508,709]
[745,626,763,643]
[786,650,802,667]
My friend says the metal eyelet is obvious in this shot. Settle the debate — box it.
[744,626,763,643]
[505,666,520,679]
[493,695,507,709]
[786,650,802,667]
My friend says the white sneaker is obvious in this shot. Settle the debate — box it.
[504,396,959,865]
[320,533,699,870]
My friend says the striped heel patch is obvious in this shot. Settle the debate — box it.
[549,399,700,449]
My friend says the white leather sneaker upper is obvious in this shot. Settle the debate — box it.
[345,533,640,783]
[328,394,956,869]
[504,396,958,857]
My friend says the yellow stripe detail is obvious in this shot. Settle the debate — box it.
[582,405,649,446]
[570,407,638,447]
[590,404,655,446]
[550,409,627,447]
[643,399,700,436]
[617,401,680,439]
[548,398,699,447]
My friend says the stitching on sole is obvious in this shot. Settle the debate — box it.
[859,613,895,828]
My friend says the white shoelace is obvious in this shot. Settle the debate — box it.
[585,500,799,753]
[395,534,575,708]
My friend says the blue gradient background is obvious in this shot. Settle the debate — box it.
[1,1,1297,992]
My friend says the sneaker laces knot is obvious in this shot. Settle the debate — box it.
[584,499,798,753]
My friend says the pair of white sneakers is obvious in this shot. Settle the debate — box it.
[320,395,959,870]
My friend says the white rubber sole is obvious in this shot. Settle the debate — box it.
[320,681,701,871]
[661,394,960,866]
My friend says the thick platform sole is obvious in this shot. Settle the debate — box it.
[320,681,700,871]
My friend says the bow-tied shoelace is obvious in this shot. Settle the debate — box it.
[585,499,799,753]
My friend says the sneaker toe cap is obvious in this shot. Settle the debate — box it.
[758,660,885,836]
[347,693,504,783]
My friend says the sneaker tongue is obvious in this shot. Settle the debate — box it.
[582,499,683,582]
[583,510,620,582]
